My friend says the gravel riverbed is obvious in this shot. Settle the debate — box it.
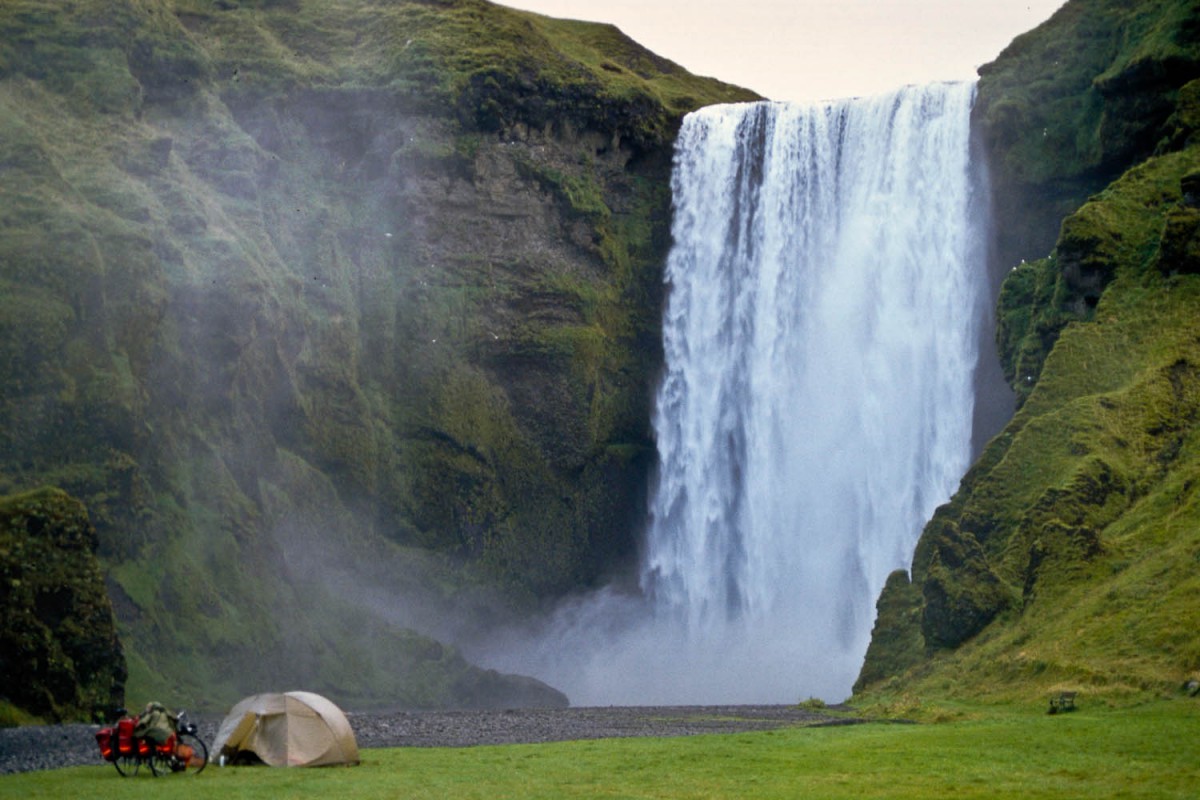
[0,705,857,774]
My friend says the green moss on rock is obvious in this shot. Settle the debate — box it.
[913,516,1012,649]
[976,0,1200,269]
[853,570,926,693]
[0,487,126,722]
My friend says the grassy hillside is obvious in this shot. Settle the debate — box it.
[857,0,1200,705]
[0,0,756,716]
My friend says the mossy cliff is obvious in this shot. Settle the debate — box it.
[857,0,1200,703]
[0,0,756,715]
[0,488,126,723]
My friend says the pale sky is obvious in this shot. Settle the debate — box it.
[496,0,1067,103]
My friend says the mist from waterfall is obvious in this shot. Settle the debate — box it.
[480,81,988,704]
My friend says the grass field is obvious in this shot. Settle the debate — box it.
[2,701,1197,799]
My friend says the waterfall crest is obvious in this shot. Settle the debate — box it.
[641,81,985,696]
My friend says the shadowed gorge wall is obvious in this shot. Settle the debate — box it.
[857,0,1200,702]
[0,0,756,713]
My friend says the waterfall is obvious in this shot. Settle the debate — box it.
[481,82,987,704]
[640,81,985,699]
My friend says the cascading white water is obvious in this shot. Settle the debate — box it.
[481,82,987,704]
[640,81,985,698]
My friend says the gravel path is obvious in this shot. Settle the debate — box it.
[0,705,858,774]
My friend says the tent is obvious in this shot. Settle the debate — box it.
[212,691,360,767]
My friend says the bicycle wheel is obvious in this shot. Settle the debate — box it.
[113,754,139,777]
[172,732,209,775]
[146,738,177,777]
[147,753,169,777]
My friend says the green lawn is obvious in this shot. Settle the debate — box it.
[3,701,1198,799]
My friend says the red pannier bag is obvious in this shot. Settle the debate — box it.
[117,717,135,756]
[95,728,116,762]
[156,733,177,757]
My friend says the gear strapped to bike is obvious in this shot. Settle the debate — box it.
[95,702,209,777]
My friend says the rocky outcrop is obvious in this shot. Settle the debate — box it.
[0,488,126,722]
[975,0,1200,403]
[974,0,1200,268]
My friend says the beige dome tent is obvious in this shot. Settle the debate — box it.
[213,691,360,767]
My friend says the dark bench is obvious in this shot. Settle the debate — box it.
[1048,691,1077,714]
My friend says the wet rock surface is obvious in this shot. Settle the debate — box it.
[1,705,855,774]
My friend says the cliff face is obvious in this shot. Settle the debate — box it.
[857,0,1200,702]
[0,0,756,712]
